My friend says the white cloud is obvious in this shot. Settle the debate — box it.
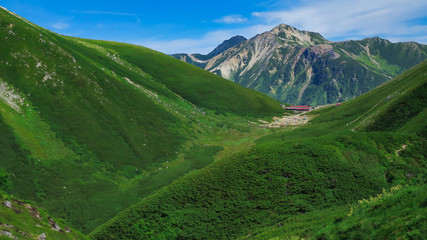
[252,0,427,43]
[134,24,273,54]
[52,21,69,30]
[214,15,248,24]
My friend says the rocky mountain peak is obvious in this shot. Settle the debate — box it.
[270,23,296,33]
[269,24,327,46]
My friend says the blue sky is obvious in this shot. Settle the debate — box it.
[2,0,427,54]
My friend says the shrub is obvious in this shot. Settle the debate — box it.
[0,168,11,193]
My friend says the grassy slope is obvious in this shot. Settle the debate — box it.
[91,61,426,239]
[257,59,427,143]
[239,184,426,240]
[237,61,427,240]
[91,132,406,239]
[315,184,426,240]
[235,206,349,240]
[81,38,283,116]
[0,7,282,233]
[0,192,88,240]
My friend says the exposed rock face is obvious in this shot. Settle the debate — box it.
[38,233,47,240]
[176,24,427,106]
[207,31,282,80]
[2,201,12,208]
[48,216,62,231]
[12,199,24,206]
[0,224,14,228]
[0,230,14,238]
[24,204,42,220]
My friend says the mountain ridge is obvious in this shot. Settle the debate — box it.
[208,35,247,57]
[175,24,427,106]
[172,35,247,68]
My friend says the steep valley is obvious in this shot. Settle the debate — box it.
[92,59,427,239]
[0,6,282,233]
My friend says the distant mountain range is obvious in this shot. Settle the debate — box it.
[173,24,427,106]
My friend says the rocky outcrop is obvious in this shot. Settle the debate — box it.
[38,233,47,240]
[2,201,12,208]
[25,204,42,220]
[0,230,15,239]
[0,197,79,239]
[48,216,62,231]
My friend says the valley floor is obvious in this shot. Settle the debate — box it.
[262,113,312,128]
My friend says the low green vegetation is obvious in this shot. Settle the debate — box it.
[0,192,88,240]
[1,168,88,239]
[236,206,349,240]
[80,38,283,117]
[92,60,427,239]
[0,168,11,193]
[365,82,427,132]
[315,184,426,240]
[236,184,426,240]
[0,7,282,233]
[91,130,425,239]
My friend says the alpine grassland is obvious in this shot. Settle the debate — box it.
[79,38,282,116]
[236,185,426,240]
[0,186,89,239]
[1,167,87,239]
[91,60,427,239]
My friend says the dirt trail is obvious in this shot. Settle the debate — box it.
[262,113,311,128]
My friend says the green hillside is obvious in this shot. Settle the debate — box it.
[0,7,282,233]
[315,184,426,240]
[0,183,88,239]
[80,38,282,116]
[91,60,427,239]
[236,184,426,240]
[236,55,427,240]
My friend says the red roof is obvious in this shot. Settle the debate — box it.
[289,105,310,108]
[285,105,311,111]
